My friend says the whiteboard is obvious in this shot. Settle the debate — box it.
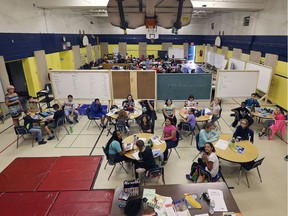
[206,51,225,69]
[245,62,273,93]
[228,57,246,70]
[49,70,112,100]
[0,80,5,103]
[168,48,184,59]
[215,70,259,98]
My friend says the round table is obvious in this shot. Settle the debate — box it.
[122,133,167,160]
[108,107,143,120]
[212,134,259,163]
[179,108,211,123]
[250,110,273,123]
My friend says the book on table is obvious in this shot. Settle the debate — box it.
[123,143,134,151]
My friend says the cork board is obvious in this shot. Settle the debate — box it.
[100,42,109,57]
[111,71,131,99]
[264,53,278,68]
[72,45,81,69]
[162,43,173,51]
[139,42,147,57]
[249,51,261,63]
[34,50,49,89]
[137,71,156,99]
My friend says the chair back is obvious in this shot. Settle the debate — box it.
[102,146,115,165]
[198,167,212,182]
[14,126,29,135]
[248,129,254,143]
[195,134,202,151]
[85,107,93,120]
[251,157,265,170]
[219,107,223,117]
[146,166,163,179]
[175,130,180,147]
[182,122,192,132]
[55,117,65,127]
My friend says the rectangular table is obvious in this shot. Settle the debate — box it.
[110,183,241,216]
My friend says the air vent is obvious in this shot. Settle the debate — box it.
[243,16,250,26]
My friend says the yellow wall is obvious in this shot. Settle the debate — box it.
[80,47,88,65]
[22,57,42,97]
[147,44,162,57]
[46,53,61,70]
[127,44,139,58]
[108,44,119,55]
[91,46,96,61]
[59,50,75,69]
[269,61,288,109]
[195,45,204,63]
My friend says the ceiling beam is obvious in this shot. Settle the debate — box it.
[35,0,109,9]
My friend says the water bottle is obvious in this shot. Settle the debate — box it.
[69,126,73,133]
[209,199,215,214]
[133,134,137,144]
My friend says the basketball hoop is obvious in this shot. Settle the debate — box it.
[146,17,158,42]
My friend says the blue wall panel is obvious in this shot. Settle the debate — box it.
[0,33,286,62]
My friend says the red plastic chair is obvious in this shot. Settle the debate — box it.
[269,120,286,140]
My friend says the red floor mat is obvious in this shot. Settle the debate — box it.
[0,157,58,192]
[48,190,114,216]
[0,191,58,216]
[38,156,102,191]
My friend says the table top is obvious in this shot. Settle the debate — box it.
[108,107,143,119]
[179,108,212,122]
[213,134,259,163]
[122,133,166,160]
[110,183,241,216]
[250,110,273,119]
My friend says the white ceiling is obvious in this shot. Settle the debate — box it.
[36,0,267,19]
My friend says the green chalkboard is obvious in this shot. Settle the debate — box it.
[157,73,212,100]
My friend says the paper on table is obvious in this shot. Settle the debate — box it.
[155,196,173,216]
[207,189,228,212]
[215,139,229,150]
[150,135,164,145]
[131,151,140,160]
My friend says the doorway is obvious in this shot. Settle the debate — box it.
[5,60,28,96]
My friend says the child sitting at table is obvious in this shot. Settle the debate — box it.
[177,108,196,131]
[106,130,127,163]
[199,123,219,151]
[139,115,152,133]
[122,94,135,111]
[23,111,47,145]
[233,119,254,143]
[117,109,130,132]
[44,104,65,141]
[245,93,260,108]
[184,95,198,107]
[231,102,254,127]
[134,140,157,178]
[210,98,221,125]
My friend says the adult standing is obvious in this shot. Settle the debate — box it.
[5,85,22,126]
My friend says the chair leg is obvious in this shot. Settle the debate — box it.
[190,133,194,146]
[87,120,92,130]
[245,172,250,188]
[192,152,201,162]
[162,168,165,185]
[216,120,221,129]
[63,125,70,134]
[168,149,172,159]
[108,165,116,180]
[237,167,243,185]
[256,167,262,182]
[94,120,101,130]
[104,160,108,169]
[119,162,129,174]
[174,148,180,158]
[16,134,20,148]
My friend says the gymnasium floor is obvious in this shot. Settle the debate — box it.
[0,98,287,216]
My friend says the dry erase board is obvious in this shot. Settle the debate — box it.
[49,70,112,100]
[206,51,226,69]
[216,70,259,98]
[245,62,273,93]
[168,48,184,59]
[228,57,246,70]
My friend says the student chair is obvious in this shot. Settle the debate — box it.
[168,130,181,159]
[14,126,36,148]
[161,109,166,126]
[192,134,204,162]
[143,166,165,186]
[102,146,129,180]
[54,117,70,141]
[268,120,286,140]
[85,107,101,130]
[198,166,223,183]
[238,157,265,188]
[179,122,195,145]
